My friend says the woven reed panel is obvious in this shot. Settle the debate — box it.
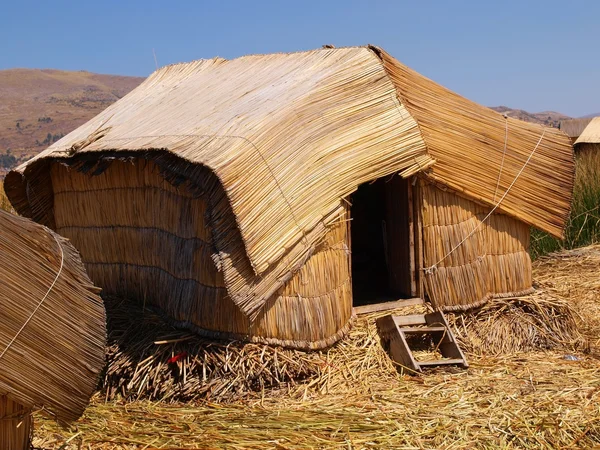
[51,160,352,349]
[421,182,532,311]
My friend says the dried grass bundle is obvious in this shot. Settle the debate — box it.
[101,296,327,403]
[449,291,585,355]
[534,244,600,350]
[0,210,105,422]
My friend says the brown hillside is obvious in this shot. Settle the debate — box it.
[0,69,144,172]
[490,106,571,128]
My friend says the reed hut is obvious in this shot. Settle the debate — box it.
[4,45,574,350]
[574,116,600,152]
[0,210,105,449]
[560,117,594,144]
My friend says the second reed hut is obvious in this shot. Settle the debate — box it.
[4,45,574,350]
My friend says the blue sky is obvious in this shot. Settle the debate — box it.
[1,0,598,117]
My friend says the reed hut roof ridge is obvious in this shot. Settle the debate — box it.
[5,45,574,317]
[575,117,600,144]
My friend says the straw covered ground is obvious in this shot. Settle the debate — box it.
[33,246,600,449]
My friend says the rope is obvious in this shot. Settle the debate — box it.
[0,233,65,360]
[493,116,509,202]
[423,127,547,275]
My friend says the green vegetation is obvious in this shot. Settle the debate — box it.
[531,148,600,259]
[0,150,17,169]
[36,132,65,146]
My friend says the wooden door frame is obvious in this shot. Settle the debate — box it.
[352,175,425,315]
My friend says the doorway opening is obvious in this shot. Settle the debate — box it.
[350,176,414,306]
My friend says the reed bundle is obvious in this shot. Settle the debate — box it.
[0,210,106,422]
[6,45,573,323]
[101,296,326,403]
[449,292,584,354]
[422,181,533,310]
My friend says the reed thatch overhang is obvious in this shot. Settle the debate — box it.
[0,210,106,422]
[5,45,574,319]
[575,117,600,144]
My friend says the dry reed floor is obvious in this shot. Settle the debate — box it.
[33,246,600,449]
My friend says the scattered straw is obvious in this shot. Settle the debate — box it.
[102,296,324,403]
[32,245,600,449]
[34,351,600,449]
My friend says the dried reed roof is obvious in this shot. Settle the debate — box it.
[0,210,105,422]
[560,117,593,138]
[5,45,574,317]
[575,116,600,144]
[373,47,573,238]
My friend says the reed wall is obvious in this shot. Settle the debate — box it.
[0,396,31,450]
[421,181,532,310]
[51,160,352,350]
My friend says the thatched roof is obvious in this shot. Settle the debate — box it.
[374,47,573,239]
[5,45,574,318]
[0,210,105,421]
[575,117,600,144]
[560,118,593,138]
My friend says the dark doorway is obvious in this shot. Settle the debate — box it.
[350,176,413,306]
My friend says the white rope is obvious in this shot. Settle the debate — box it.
[0,233,65,360]
[493,116,509,202]
[424,127,547,274]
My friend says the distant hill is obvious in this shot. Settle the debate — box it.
[489,106,571,128]
[581,112,600,119]
[0,68,144,171]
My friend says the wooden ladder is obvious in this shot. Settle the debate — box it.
[376,311,468,373]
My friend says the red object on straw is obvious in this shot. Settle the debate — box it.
[167,352,188,364]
